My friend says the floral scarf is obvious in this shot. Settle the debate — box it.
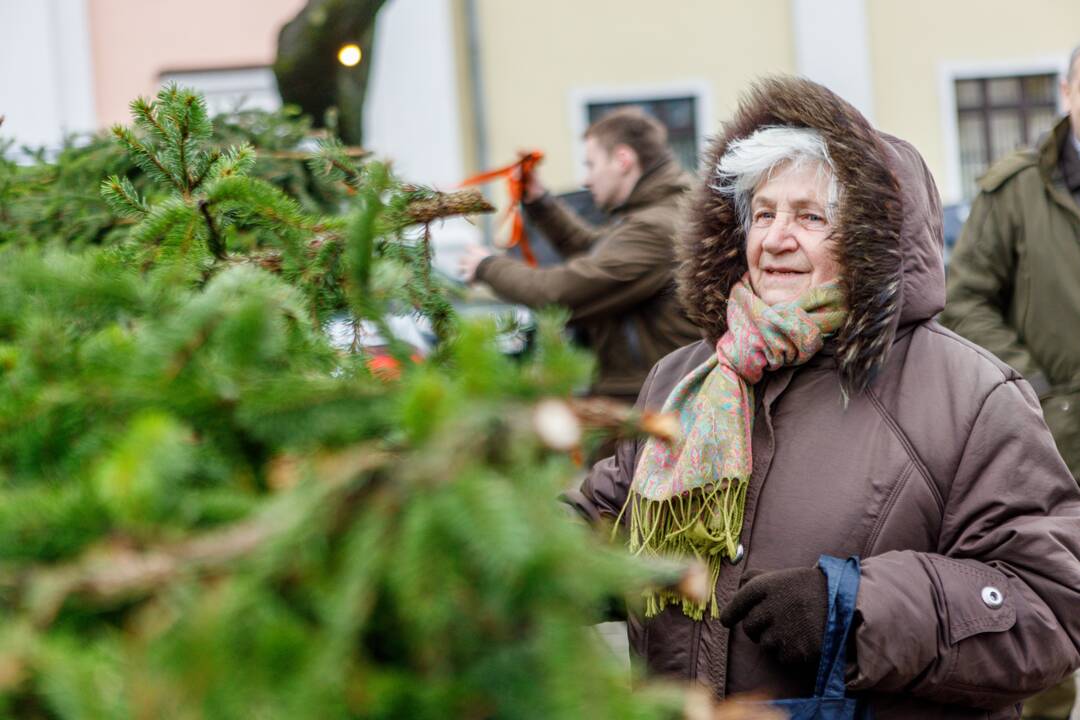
[625,276,847,619]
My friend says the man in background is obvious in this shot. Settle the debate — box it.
[942,44,1080,720]
[459,107,700,405]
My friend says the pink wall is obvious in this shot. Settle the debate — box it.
[87,0,308,128]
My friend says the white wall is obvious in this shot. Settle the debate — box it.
[791,0,875,121]
[364,0,479,273]
[0,0,96,150]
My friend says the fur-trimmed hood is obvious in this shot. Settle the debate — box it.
[679,76,945,394]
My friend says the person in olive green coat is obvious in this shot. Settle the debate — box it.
[943,53,1080,485]
[459,107,701,402]
[941,45,1080,720]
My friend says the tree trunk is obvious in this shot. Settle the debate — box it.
[273,0,388,145]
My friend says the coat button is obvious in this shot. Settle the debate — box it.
[981,586,1004,609]
[731,543,745,564]
[1062,401,1071,413]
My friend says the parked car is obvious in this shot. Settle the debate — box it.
[942,202,970,267]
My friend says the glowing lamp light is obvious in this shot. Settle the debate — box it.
[337,44,362,67]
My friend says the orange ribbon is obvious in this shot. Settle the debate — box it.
[460,150,544,267]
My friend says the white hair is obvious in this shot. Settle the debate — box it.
[710,126,841,233]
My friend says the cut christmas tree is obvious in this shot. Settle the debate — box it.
[0,87,748,719]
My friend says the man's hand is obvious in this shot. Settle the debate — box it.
[459,244,494,283]
[519,165,546,204]
[719,566,828,666]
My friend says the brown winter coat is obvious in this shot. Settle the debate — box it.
[942,117,1080,482]
[475,159,701,396]
[565,78,1080,719]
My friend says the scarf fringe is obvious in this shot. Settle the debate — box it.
[618,479,749,620]
[621,280,847,621]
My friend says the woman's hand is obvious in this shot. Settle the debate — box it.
[720,566,828,666]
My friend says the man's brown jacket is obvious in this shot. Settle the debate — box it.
[475,159,700,397]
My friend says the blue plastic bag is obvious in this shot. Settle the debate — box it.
[766,555,872,720]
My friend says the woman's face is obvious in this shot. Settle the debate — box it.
[746,162,841,306]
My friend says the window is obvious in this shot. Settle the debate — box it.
[586,96,699,171]
[955,73,1058,200]
[158,67,282,116]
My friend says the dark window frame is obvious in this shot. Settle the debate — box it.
[954,72,1059,200]
[584,95,700,172]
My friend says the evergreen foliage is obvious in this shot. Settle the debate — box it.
[0,101,348,250]
[0,89,707,718]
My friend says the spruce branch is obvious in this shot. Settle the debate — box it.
[173,92,200,193]
[530,397,680,452]
[169,212,202,264]
[129,96,170,145]
[198,199,226,260]
[205,175,314,233]
[131,198,194,248]
[244,250,284,274]
[189,148,222,190]
[163,312,222,381]
[401,188,495,225]
[99,176,149,219]
[269,146,367,162]
[342,168,383,312]
[26,522,272,627]
[208,144,256,183]
[21,443,391,627]
[110,125,182,192]
[568,396,681,444]
[225,238,323,276]
[419,223,453,343]
[309,138,366,188]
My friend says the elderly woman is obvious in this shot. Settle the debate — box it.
[566,77,1080,719]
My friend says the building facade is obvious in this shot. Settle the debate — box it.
[3,0,1080,210]
[469,0,1080,206]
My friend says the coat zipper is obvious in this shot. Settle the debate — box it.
[687,616,704,681]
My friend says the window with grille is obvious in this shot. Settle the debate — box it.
[955,74,1059,200]
[586,96,699,172]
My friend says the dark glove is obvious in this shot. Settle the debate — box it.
[719,566,828,666]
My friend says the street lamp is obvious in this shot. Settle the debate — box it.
[337,43,362,67]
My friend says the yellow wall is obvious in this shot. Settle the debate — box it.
[474,0,795,193]
[472,1,1080,205]
[867,0,1080,203]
